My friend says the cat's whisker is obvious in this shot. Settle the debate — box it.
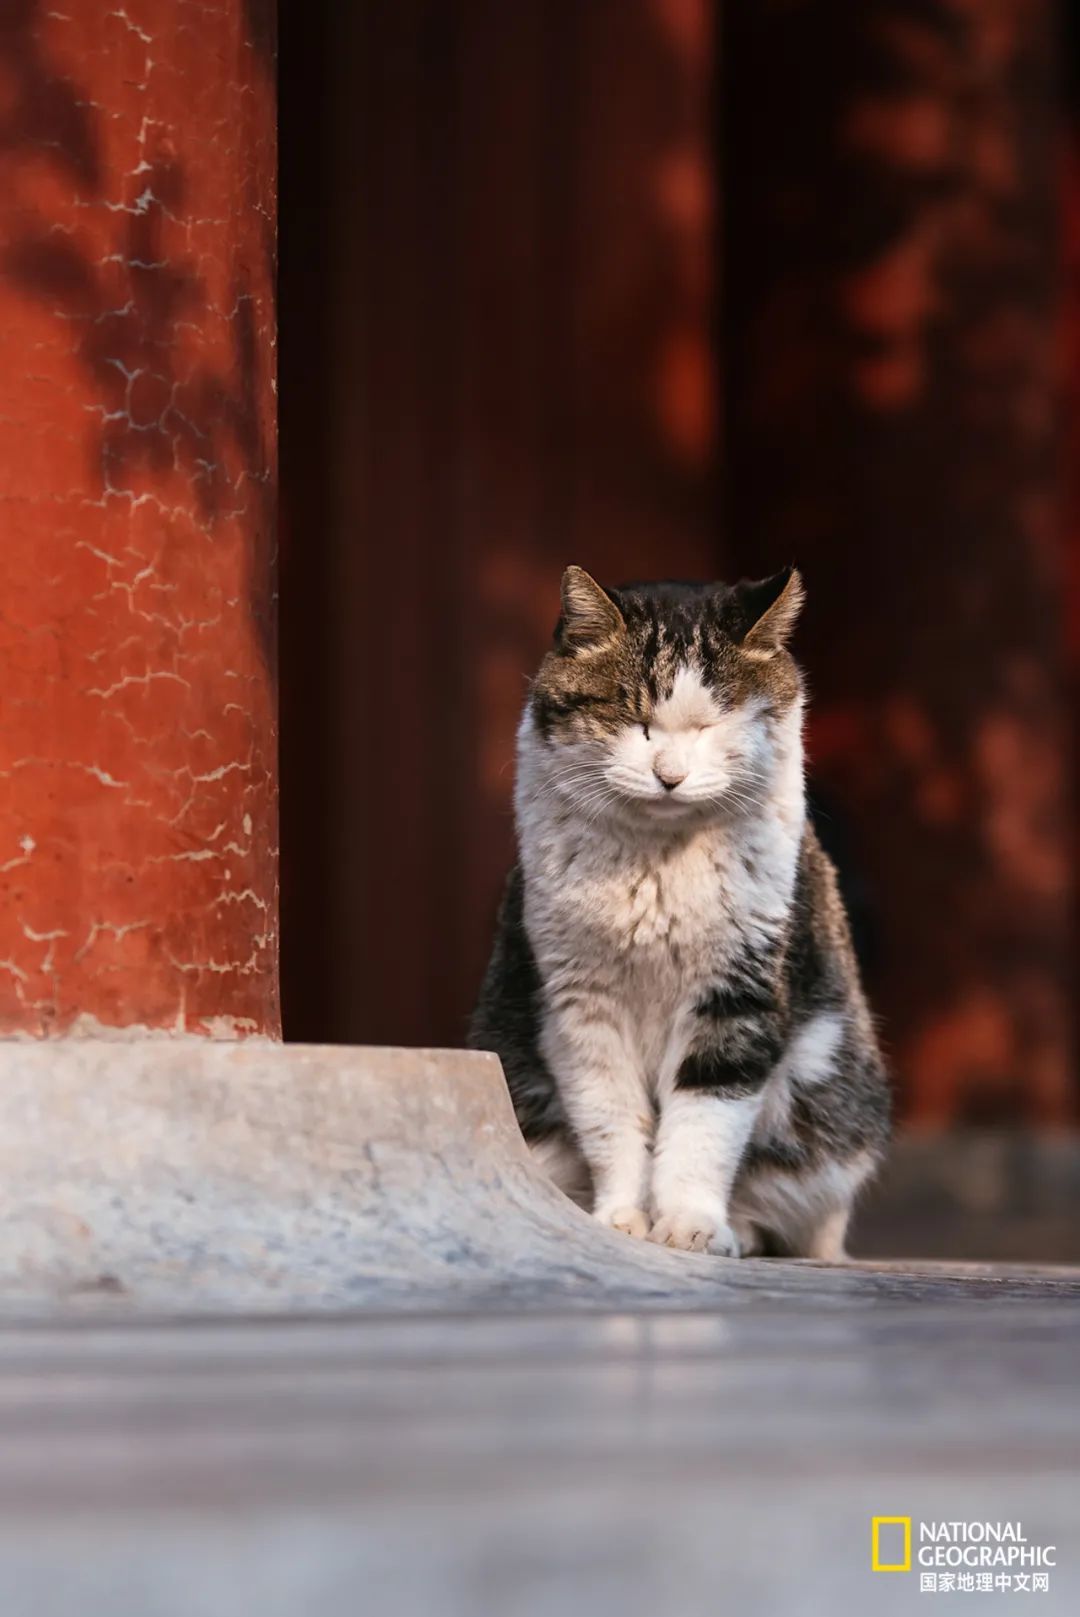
[529,770,608,800]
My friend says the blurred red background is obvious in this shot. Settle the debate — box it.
[281,0,1078,1135]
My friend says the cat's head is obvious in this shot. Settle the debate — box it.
[524,566,805,827]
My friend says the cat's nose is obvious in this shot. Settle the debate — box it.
[654,765,687,791]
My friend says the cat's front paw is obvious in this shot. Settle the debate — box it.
[648,1210,740,1257]
[595,1204,650,1240]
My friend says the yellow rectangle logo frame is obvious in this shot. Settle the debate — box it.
[871,1517,911,1572]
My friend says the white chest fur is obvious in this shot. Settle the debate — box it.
[521,803,799,1081]
[514,699,804,1091]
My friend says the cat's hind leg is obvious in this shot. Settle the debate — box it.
[529,1133,593,1210]
[732,1151,876,1262]
[799,1205,850,1262]
[729,1213,766,1258]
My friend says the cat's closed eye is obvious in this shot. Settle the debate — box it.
[640,722,651,740]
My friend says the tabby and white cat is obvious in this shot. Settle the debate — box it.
[471,566,889,1259]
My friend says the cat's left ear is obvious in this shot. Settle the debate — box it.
[557,566,625,654]
[734,566,804,655]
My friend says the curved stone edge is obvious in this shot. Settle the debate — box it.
[0,1040,1077,1316]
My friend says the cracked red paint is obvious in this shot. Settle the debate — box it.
[0,0,278,1037]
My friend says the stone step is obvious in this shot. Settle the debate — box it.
[2,1040,1078,1315]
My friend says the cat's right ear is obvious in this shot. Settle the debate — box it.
[556,566,625,654]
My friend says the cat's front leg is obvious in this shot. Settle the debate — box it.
[650,1011,783,1256]
[541,1007,652,1238]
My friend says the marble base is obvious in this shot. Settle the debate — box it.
[1,1039,1077,1315]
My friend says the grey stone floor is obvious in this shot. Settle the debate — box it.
[0,1284,1077,1617]
[2,1045,1078,1614]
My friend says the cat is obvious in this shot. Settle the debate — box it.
[470,565,890,1260]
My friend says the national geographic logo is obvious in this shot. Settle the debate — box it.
[871,1518,1057,1594]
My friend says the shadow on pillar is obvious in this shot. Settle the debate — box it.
[0,0,278,1036]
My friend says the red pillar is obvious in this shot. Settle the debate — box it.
[0,1,278,1037]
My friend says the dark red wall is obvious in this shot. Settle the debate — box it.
[281,0,718,1049]
[281,0,1077,1127]
[723,0,1073,1125]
